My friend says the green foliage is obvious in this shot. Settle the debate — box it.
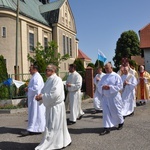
[74,58,85,72]
[73,58,86,92]
[87,63,95,69]
[113,30,140,69]
[0,55,9,99]
[129,59,138,71]
[95,60,104,68]
[27,41,70,77]
[18,84,27,97]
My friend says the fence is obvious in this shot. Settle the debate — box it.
[0,71,86,100]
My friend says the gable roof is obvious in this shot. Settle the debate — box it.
[0,0,48,25]
[0,0,66,26]
[78,49,91,61]
[139,23,150,48]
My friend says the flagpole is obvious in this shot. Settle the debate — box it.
[15,0,19,79]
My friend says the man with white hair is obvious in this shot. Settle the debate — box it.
[121,66,137,117]
[35,64,71,150]
[98,62,124,135]
[136,65,150,105]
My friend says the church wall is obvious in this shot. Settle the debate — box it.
[0,15,18,74]
[0,10,52,75]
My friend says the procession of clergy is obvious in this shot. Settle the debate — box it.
[93,61,150,135]
[20,61,150,150]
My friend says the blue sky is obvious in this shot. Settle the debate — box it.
[68,0,150,66]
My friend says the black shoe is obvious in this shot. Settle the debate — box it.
[67,121,76,125]
[136,102,141,106]
[91,110,96,114]
[118,123,124,130]
[100,128,110,135]
[142,101,146,105]
[20,130,31,136]
[77,114,84,120]
[91,110,102,114]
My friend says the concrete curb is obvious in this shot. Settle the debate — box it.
[0,108,27,114]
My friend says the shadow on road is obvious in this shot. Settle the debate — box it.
[0,127,24,135]
[68,127,103,134]
[0,141,38,150]
[68,127,118,135]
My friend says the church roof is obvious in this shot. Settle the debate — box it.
[0,0,65,26]
[78,49,91,61]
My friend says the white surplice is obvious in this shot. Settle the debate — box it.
[121,73,137,116]
[66,71,84,122]
[98,72,124,128]
[35,73,71,150]
[27,72,45,132]
[93,73,105,110]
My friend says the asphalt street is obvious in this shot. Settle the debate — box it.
[0,99,150,150]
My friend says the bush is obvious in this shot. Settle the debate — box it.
[0,55,9,99]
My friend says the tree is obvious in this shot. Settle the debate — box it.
[129,59,138,70]
[113,30,140,69]
[73,58,85,92]
[0,55,9,99]
[27,41,70,74]
[94,60,104,68]
[87,62,95,69]
[73,58,85,73]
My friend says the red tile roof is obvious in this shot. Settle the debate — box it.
[78,49,91,60]
[131,56,144,65]
[139,23,150,48]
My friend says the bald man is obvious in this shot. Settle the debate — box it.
[137,65,150,105]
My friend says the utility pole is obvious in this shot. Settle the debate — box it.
[15,0,19,79]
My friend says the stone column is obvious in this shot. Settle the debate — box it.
[85,67,94,98]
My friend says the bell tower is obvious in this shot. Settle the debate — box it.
[39,0,49,4]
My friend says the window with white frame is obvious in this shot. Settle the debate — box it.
[63,35,73,57]
[1,27,6,38]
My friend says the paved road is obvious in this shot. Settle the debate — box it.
[0,99,150,150]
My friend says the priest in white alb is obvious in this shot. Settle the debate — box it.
[92,66,105,114]
[21,64,46,136]
[66,64,85,125]
[35,64,71,150]
[121,66,137,117]
[98,62,124,135]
